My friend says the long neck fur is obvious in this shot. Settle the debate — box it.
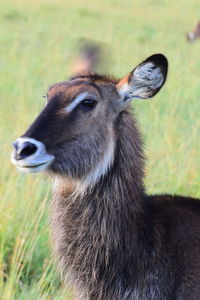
[51,109,152,299]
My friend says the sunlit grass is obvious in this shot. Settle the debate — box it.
[1,0,200,298]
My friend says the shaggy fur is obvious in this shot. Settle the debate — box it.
[51,109,200,300]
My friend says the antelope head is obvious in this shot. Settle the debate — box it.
[11,54,168,187]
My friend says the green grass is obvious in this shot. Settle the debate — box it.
[1,0,200,298]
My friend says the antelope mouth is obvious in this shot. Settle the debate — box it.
[21,162,46,168]
[16,162,52,173]
[11,157,54,173]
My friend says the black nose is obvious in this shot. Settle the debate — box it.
[13,141,38,160]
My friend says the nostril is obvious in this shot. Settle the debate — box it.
[18,142,38,160]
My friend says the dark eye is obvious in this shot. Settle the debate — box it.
[79,98,97,110]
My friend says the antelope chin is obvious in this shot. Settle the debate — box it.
[11,154,55,174]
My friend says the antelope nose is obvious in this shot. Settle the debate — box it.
[13,140,38,160]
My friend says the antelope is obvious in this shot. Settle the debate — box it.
[186,21,200,42]
[11,52,200,300]
[71,41,102,74]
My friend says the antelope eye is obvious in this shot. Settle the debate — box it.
[80,98,97,109]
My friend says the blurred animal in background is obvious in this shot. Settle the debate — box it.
[71,40,103,75]
[186,21,200,42]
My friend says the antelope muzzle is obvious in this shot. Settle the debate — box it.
[11,137,54,173]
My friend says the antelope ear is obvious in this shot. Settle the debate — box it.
[116,54,168,109]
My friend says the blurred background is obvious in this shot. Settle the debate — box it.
[1,0,200,299]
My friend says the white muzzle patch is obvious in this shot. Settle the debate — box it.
[11,137,55,173]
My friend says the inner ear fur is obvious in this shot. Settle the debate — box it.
[117,54,168,101]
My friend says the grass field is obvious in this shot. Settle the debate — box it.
[1,0,200,298]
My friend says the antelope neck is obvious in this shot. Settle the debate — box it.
[51,109,149,295]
